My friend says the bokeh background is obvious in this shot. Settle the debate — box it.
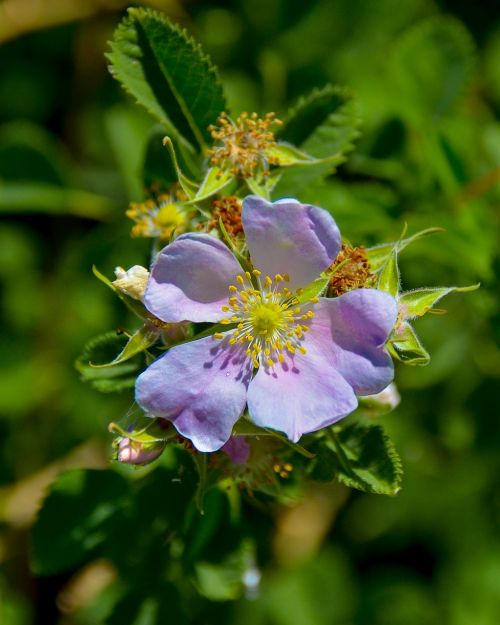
[0,0,498,623]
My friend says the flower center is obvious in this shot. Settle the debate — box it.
[208,112,282,179]
[214,270,317,369]
[126,189,191,239]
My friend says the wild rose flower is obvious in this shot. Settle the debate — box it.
[136,196,398,452]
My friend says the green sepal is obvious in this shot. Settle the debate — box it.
[296,274,330,304]
[309,424,403,496]
[109,417,176,444]
[377,245,400,297]
[193,167,234,202]
[366,227,444,272]
[232,418,314,459]
[389,321,431,366]
[399,284,479,319]
[92,265,148,320]
[266,142,319,166]
[244,175,271,199]
[107,7,226,150]
[162,136,199,199]
[75,331,142,392]
[90,323,160,369]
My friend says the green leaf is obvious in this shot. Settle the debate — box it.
[366,227,444,272]
[390,16,476,124]
[109,417,176,445]
[377,246,400,297]
[266,142,319,166]
[107,7,226,150]
[311,424,403,495]
[274,85,361,195]
[193,167,234,202]
[389,321,430,366]
[90,324,160,369]
[31,469,128,575]
[399,284,479,319]
[75,331,143,392]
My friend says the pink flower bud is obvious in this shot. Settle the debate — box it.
[117,437,165,465]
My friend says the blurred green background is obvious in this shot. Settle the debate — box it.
[0,0,498,623]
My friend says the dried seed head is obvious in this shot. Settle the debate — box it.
[208,195,243,238]
[327,244,374,296]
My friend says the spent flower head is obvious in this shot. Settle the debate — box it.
[208,112,282,179]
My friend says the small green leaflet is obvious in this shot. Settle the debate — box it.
[193,167,234,202]
[399,284,479,319]
[376,245,400,297]
[366,227,444,272]
[90,323,160,369]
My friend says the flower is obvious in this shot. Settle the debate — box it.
[116,437,165,465]
[126,190,192,239]
[136,196,398,452]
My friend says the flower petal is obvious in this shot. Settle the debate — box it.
[144,233,241,323]
[221,437,250,464]
[247,341,358,442]
[242,196,341,291]
[136,334,252,452]
[314,289,397,395]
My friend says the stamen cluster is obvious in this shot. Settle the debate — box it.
[208,112,282,178]
[328,243,374,296]
[126,190,191,239]
[214,270,317,369]
[208,195,243,238]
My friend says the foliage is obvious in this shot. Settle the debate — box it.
[0,1,497,624]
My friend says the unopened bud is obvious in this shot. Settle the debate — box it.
[116,437,165,465]
[113,265,149,301]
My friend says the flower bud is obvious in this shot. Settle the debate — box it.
[113,265,149,301]
[116,437,165,466]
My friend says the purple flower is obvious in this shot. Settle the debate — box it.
[136,196,397,452]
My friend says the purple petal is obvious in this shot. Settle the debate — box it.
[135,334,252,452]
[242,196,341,291]
[247,339,358,442]
[314,289,397,395]
[221,436,250,464]
[144,233,241,323]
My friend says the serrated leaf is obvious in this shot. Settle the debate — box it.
[389,321,430,366]
[399,284,479,319]
[75,331,143,393]
[91,324,160,369]
[311,424,403,495]
[390,16,476,124]
[31,469,128,575]
[366,227,444,272]
[377,246,400,296]
[107,8,226,150]
[274,85,361,195]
